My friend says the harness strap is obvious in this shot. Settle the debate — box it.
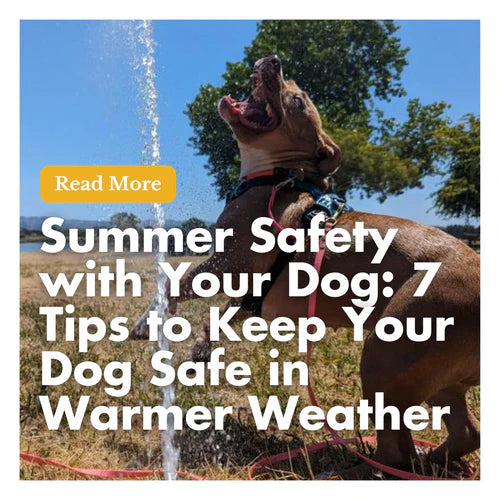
[241,181,349,315]
[240,168,277,181]
[226,168,325,205]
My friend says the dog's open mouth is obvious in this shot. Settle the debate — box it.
[219,71,280,132]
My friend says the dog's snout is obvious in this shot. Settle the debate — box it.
[254,55,282,74]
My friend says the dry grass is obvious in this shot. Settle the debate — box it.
[19,251,480,480]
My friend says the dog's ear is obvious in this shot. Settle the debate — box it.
[316,132,341,176]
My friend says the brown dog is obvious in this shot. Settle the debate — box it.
[133,55,480,477]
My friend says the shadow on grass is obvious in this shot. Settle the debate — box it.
[175,414,361,479]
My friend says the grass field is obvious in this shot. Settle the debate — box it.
[19,251,480,480]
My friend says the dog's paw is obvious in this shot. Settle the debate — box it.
[130,301,155,340]
[314,469,342,480]
[186,324,212,363]
[168,298,178,315]
[186,338,212,363]
[338,463,380,480]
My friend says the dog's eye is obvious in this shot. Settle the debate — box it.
[292,95,304,110]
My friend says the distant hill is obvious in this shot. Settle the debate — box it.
[20,216,183,231]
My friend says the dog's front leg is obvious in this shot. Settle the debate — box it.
[131,252,247,339]
[175,253,254,360]
[186,297,254,362]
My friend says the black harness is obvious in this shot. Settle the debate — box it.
[226,167,325,204]
[226,169,354,315]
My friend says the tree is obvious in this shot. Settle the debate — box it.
[186,20,479,208]
[440,224,479,240]
[180,217,208,233]
[180,217,209,255]
[432,114,480,219]
[110,212,141,230]
[325,99,453,200]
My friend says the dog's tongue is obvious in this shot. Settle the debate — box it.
[220,87,275,130]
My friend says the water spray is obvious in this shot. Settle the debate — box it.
[132,19,179,480]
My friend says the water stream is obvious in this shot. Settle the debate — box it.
[130,20,179,480]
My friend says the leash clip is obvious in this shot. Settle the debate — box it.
[319,202,346,229]
[275,176,296,191]
[275,168,306,191]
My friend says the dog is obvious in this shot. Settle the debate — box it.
[133,55,480,478]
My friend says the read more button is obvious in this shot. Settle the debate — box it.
[40,166,176,203]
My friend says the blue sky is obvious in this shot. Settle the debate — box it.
[20,20,479,225]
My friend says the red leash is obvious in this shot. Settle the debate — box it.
[267,182,287,233]
[20,451,205,480]
[249,186,474,480]
[18,184,474,480]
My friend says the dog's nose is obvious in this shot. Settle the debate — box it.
[254,55,282,73]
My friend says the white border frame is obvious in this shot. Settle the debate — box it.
[4,1,497,498]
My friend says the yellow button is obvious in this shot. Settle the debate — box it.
[40,166,176,203]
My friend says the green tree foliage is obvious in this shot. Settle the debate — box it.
[325,98,452,200]
[440,224,479,240]
[110,212,141,230]
[180,217,208,233]
[179,217,209,255]
[432,114,480,219]
[186,20,479,214]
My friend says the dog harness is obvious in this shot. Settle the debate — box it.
[226,167,325,204]
[226,167,353,314]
